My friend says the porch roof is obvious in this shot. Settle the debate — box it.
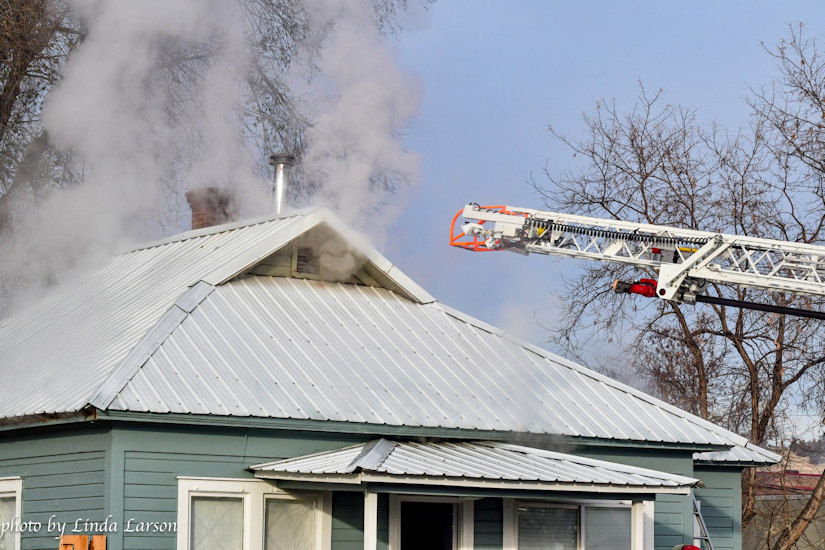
[251,439,698,495]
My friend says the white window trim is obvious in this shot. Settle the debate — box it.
[503,498,652,550]
[0,477,22,550]
[388,494,474,550]
[176,477,331,550]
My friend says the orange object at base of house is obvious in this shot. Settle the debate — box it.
[58,534,106,550]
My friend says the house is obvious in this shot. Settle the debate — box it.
[0,199,779,550]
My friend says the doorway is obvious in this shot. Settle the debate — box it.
[400,501,456,549]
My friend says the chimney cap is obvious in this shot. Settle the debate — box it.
[269,153,295,165]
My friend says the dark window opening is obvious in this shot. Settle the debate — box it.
[401,501,454,550]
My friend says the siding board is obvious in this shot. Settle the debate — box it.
[0,426,109,550]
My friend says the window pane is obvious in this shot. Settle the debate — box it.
[265,498,316,550]
[191,497,243,550]
[518,507,578,550]
[584,507,631,550]
[0,497,14,550]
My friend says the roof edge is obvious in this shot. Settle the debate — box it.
[484,441,699,486]
[0,408,98,432]
[694,442,782,466]
[253,471,694,494]
[92,410,733,451]
[121,207,320,254]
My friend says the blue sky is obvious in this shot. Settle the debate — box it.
[384,1,824,359]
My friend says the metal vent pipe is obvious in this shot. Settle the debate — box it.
[269,153,295,215]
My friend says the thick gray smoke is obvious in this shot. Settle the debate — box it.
[291,0,421,233]
[0,0,421,314]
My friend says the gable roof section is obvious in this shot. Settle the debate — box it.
[0,207,431,421]
[251,438,698,493]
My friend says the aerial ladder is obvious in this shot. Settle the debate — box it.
[451,203,825,550]
[450,203,825,319]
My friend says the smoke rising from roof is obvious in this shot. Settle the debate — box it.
[0,0,421,315]
[294,0,421,234]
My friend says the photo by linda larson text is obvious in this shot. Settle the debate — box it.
[0,515,177,536]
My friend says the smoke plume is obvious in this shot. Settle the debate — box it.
[291,0,421,233]
[0,0,421,314]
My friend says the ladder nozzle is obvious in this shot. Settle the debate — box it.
[612,279,657,298]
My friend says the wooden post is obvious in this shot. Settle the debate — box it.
[631,500,654,550]
[459,500,475,550]
[364,491,378,550]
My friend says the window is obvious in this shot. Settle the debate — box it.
[190,497,244,550]
[0,477,22,550]
[508,501,632,550]
[584,507,631,550]
[264,497,317,550]
[518,506,578,550]
[177,478,329,550]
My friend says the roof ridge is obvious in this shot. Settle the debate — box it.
[122,206,321,254]
[88,281,215,410]
[345,438,397,472]
[433,302,748,449]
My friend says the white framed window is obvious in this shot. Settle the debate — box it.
[388,495,474,550]
[176,477,330,550]
[0,477,22,550]
[504,499,645,550]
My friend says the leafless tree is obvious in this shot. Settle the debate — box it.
[0,0,79,232]
[541,24,825,550]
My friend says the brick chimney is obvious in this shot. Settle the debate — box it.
[185,187,235,230]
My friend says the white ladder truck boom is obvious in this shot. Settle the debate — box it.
[450,203,825,320]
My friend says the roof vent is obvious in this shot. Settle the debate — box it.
[185,187,236,230]
[295,247,319,275]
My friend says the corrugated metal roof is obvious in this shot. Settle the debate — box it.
[109,274,748,447]
[694,442,781,465]
[252,439,698,490]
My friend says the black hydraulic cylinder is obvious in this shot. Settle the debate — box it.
[695,295,825,320]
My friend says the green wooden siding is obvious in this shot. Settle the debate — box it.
[0,419,744,550]
[474,498,503,549]
[329,491,392,550]
[111,423,368,550]
[695,466,742,550]
[0,425,109,550]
